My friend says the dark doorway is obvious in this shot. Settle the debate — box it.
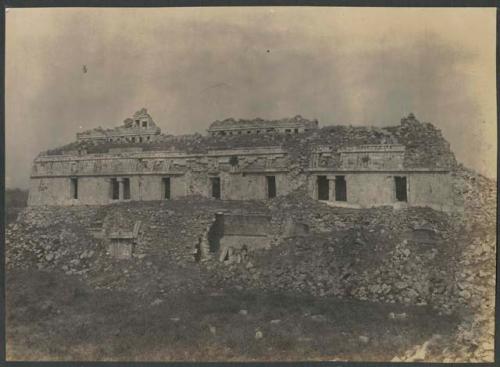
[317,176,329,200]
[110,178,119,200]
[193,239,202,263]
[395,176,407,202]
[123,178,131,200]
[266,176,276,199]
[208,213,224,253]
[335,176,347,201]
[70,178,78,199]
[162,177,171,199]
[211,177,221,199]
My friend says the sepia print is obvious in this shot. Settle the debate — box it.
[4,6,497,362]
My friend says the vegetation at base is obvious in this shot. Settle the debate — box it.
[6,269,457,362]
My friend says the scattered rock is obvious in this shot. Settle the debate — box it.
[311,314,327,322]
[150,298,163,306]
[389,312,407,320]
[45,253,54,262]
[358,335,369,344]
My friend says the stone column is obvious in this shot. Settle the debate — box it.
[327,175,336,201]
[330,179,335,201]
[118,178,124,201]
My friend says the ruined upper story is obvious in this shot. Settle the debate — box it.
[37,111,457,176]
[76,108,162,144]
[207,115,319,136]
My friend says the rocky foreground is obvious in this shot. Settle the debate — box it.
[5,167,496,362]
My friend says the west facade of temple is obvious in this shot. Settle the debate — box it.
[28,109,458,211]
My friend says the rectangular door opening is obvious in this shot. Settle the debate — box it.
[266,176,276,199]
[211,177,221,199]
[162,177,171,199]
[123,178,131,200]
[208,213,224,253]
[110,178,119,200]
[317,175,329,200]
[395,176,407,202]
[70,178,78,199]
[335,176,347,201]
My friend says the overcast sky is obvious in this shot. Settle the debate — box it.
[6,7,496,188]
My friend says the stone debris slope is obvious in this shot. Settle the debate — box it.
[208,195,461,312]
[5,167,495,362]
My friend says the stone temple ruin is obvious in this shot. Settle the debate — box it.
[29,109,458,212]
[27,109,461,262]
[11,109,495,362]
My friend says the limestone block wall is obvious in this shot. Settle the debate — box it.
[339,145,405,170]
[28,171,300,205]
[408,172,455,210]
[28,175,184,205]
[219,172,299,200]
[133,176,162,201]
[276,172,302,197]
[28,141,456,210]
[344,173,396,205]
[220,172,264,200]
[311,144,406,171]
[29,147,294,205]
[129,175,187,201]
[307,171,454,210]
[77,177,117,204]
[28,177,72,206]
[28,170,453,209]
[184,171,210,197]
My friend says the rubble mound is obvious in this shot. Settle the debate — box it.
[6,199,268,298]
[5,167,495,362]
[205,195,461,312]
[386,115,457,169]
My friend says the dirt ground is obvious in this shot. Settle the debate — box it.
[6,269,457,362]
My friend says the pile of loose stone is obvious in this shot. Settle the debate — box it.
[6,207,104,275]
[388,168,496,362]
[201,169,496,362]
[203,195,460,312]
[441,168,496,362]
[6,199,269,300]
[386,115,457,170]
